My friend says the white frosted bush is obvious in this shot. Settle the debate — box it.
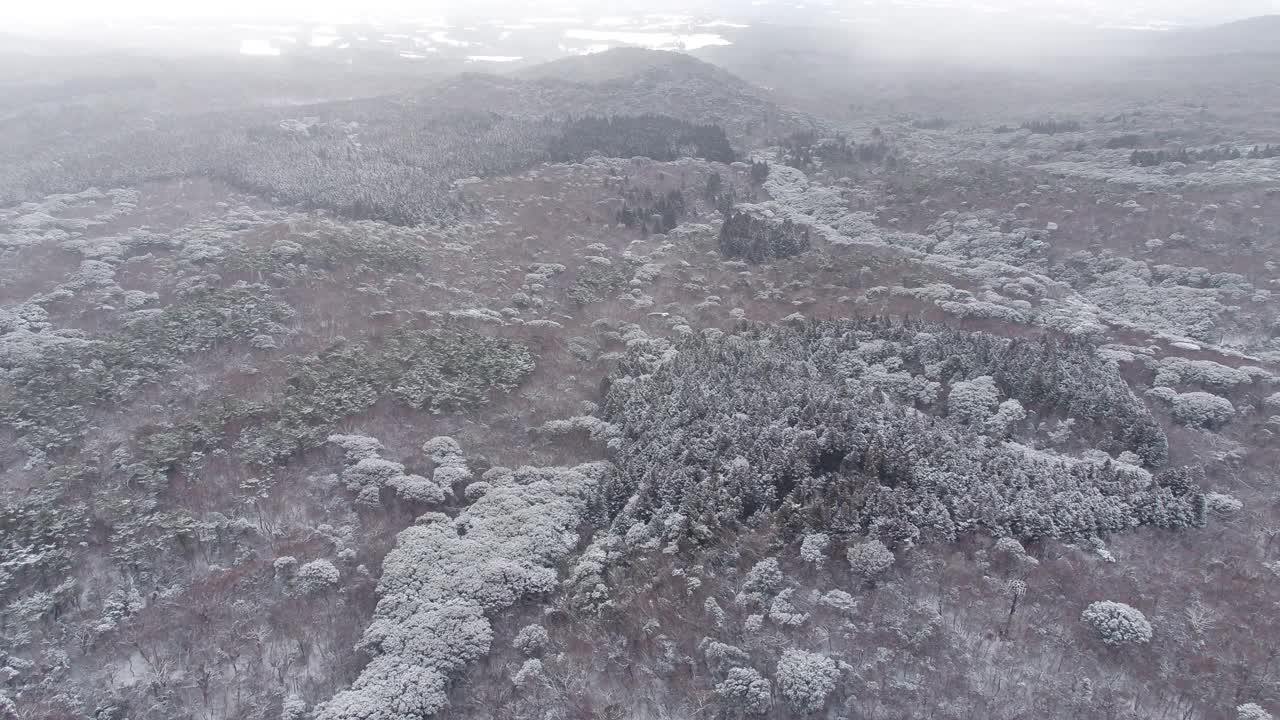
[347,458,406,490]
[315,465,597,720]
[1206,492,1243,514]
[513,624,550,656]
[1264,392,1280,413]
[799,533,830,565]
[820,590,856,613]
[433,464,472,488]
[702,638,752,674]
[281,695,307,720]
[328,434,385,462]
[512,658,544,688]
[768,589,810,627]
[329,435,446,504]
[743,557,783,594]
[385,474,446,504]
[123,289,158,310]
[715,667,773,715]
[293,559,340,595]
[273,556,298,576]
[986,398,1026,436]
[320,659,447,720]
[1081,601,1153,646]
[993,537,1026,557]
[948,375,999,425]
[847,539,894,579]
[776,648,839,713]
[464,481,492,501]
[1168,391,1235,429]
[423,436,464,463]
[705,596,727,627]
[1238,703,1274,720]
[1158,357,1259,391]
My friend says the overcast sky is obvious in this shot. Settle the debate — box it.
[5,0,1279,27]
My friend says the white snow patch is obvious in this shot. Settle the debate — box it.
[562,29,730,51]
[239,38,281,56]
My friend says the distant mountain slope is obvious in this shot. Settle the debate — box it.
[0,47,816,217]
[513,47,739,85]
[1159,15,1280,56]
[408,48,820,143]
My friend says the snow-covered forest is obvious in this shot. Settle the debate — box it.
[2,14,1280,720]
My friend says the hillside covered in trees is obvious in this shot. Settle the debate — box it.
[2,19,1280,720]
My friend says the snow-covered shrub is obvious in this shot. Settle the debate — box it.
[567,534,624,613]
[330,436,447,505]
[122,289,158,310]
[512,658,544,688]
[702,639,752,675]
[820,590,857,613]
[292,559,340,595]
[329,434,385,462]
[799,533,830,565]
[281,695,307,720]
[1081,601,1153,647]
[776,648,839,713]
[993,537,1026,558]
[1158,357,1259,392]
[316,465,597,720]
[1238,703,1274,720]
[986,398,1026,436]
[1168,391,1236,429]
[537,415,620,443]
[743,558,784,594]
[385,473,446,504]
[1264,392,1280,413]
[991,536,1038,570]
[273,556,298,577]
[948,375,999,425]
[768,589,810,626]
[345,457,403,494]
[464,481,492,501]
[1206,492,1243,515]
[316,659,448,720]
[513,624,550,657]
[433,464,472,488]
[705,596,727,627]
[96,582,145,632]
[715,667,773,715]
[847,540,894,579]
[422,435,463,461]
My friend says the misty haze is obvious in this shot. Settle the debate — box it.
[1,2,1279,720]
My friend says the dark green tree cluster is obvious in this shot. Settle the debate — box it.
[1103,134,1144,149]
[908,330,1168,466]
[718,210,812,263]
[237,328,536,466]
[1022,119,1082,134]
[549,114,736,164]
[780,131,895,170]
[2,107,557,227]
[616,188,687,234]
[1130,144,1279,166]
[0,284,295,452]
[599,319,1198,546]
[749,160,770,184]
